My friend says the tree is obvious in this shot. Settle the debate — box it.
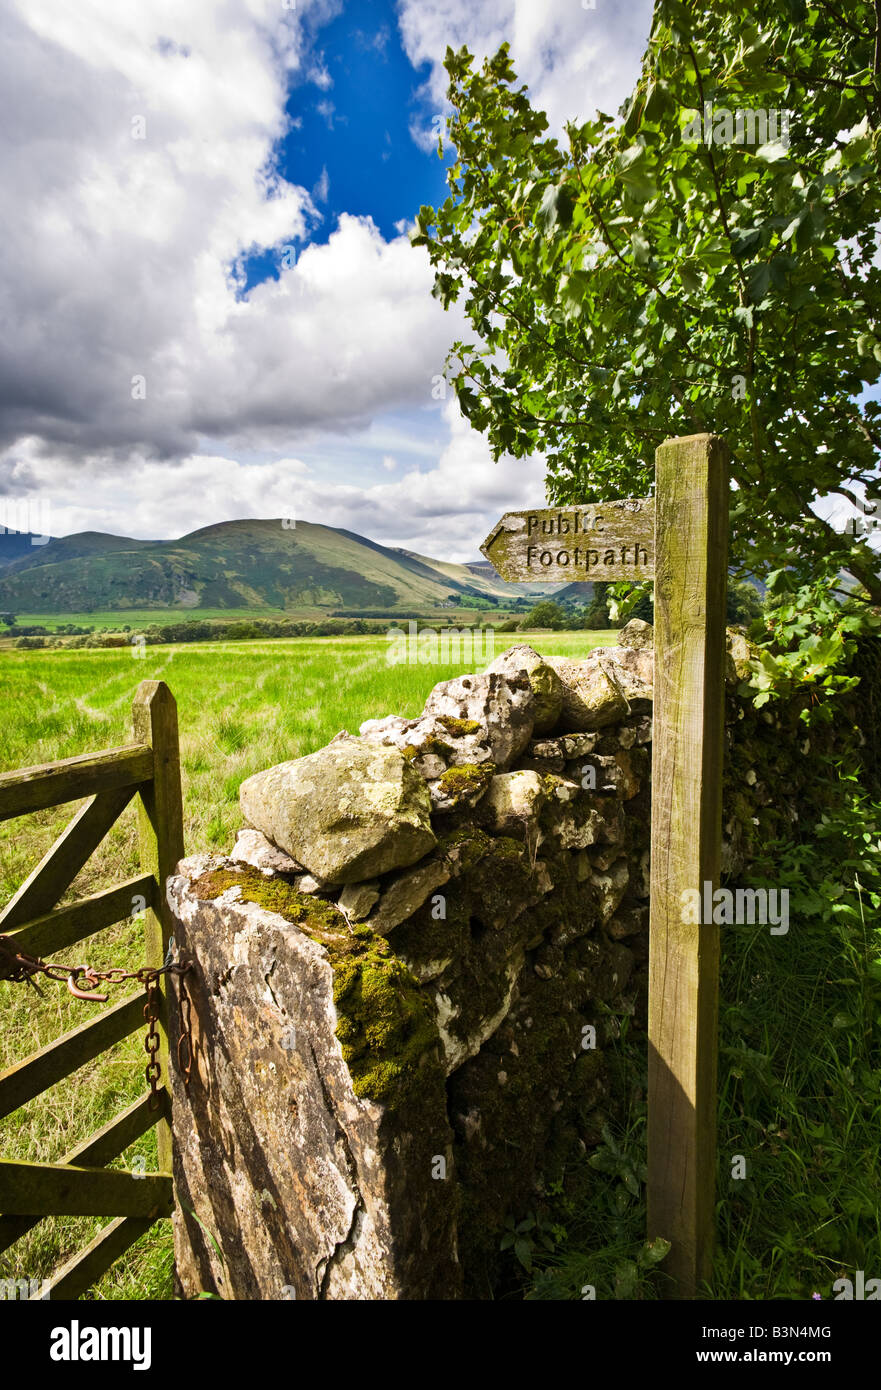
[583,581,614,628]
[414,2,881,605]
[727,577,764,624]
[523,599,567,629]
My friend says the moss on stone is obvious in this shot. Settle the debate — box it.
[437,824,495,872]
[331,942,442,1107]
[191,867,341,933]
[190,865,442,1109]
[436,763,494,801]
[436,716,482,736]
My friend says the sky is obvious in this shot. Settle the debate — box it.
[0,0,655,561]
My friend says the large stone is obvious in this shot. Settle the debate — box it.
[573,749,643,800]
[478,770,549,838]
[545,783,626,851]
[359,712,495,814]
[167,855,459,1301]
[591,858,631,923]
[484,645,562,734]
[618,617,654,651]
[338,880,381,922]
[727,628,758,684]
[231,828,304,876]
[239,737,436,886]
[367,858,452,936]
[423,672,535,770]
[546,648,653,732]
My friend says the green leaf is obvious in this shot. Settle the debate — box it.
[747,263,771,301]
[640,1236,672,1267]
[514,1238,534,1271]
[536,182,575,235]
[755,140,790,163]
[614,1260,639,1298]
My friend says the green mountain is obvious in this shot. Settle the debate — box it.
[0,519,537,614]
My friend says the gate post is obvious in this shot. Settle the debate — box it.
[133,681,185,1171]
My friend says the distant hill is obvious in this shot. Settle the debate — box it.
[397,548,562,598]
[553,580,597,604]
[0,519,545,615]
[0,531,57,567]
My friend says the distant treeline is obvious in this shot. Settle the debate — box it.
[6,615,500,649]
[331,610,495,622]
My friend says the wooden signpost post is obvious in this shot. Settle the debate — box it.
[482,433,730,1297]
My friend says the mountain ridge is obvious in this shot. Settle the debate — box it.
[0,518,556,614]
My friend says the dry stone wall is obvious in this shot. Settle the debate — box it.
[167,621,843,1300]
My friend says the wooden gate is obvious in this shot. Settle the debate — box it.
[0,680,184,1298]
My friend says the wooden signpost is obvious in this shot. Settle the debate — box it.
[482,433,730,1297]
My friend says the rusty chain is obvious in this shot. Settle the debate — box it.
[0,933,194,1104]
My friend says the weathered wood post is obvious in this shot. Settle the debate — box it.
[482,431,730,1298]
[647,433,729,1296]
[133,680,185,1172]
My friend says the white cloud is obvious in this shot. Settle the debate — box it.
[312,165,330,203]
[11,401,547,560]
[398,0,653,143]
[0,0,461,479]
[316,98,337,128]
[306,55,333,90]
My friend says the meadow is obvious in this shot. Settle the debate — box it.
[0,629,614,1298]
[3,608,295,631]
[4,629,879,1302]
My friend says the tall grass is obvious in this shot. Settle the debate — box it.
[525,765,881,1301]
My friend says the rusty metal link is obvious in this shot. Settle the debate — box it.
[1,932,195,1103]
[0,934,191,1004]
[177,972,194,1091]
[144,976,163,1111]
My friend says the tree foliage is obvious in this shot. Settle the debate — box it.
[414,1,881,604]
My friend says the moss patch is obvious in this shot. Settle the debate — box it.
[437,762,494,801]
[190,865,442,1109]
[436,715,482,737]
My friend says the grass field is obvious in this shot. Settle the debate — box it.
[0,629,616,1299]
[4,607,295,630]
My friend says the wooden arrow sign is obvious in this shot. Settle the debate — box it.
[480,499,655,583]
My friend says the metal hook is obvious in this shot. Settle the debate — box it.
[66,970,109,1003]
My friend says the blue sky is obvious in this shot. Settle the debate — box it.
[241,0,451,295]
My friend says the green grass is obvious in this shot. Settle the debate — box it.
[5,608,295,630]
[0,629,614,1300]
[524,766,881,1302]
[0,607,531,636]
